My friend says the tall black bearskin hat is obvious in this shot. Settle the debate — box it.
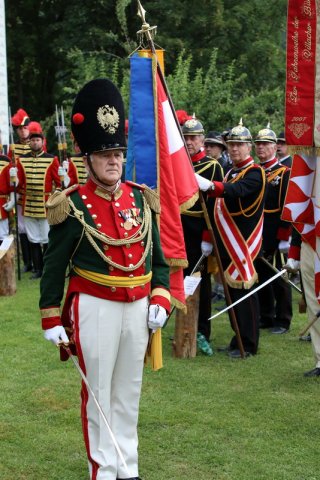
[254,123,277,143]
[71,79,126,155]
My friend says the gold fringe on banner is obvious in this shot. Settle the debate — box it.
[179,192,199,213]
[288,146,320,156]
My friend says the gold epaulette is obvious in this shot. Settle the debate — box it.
[125,180,161,214]
[141,184,161,214]
[46,184,79,225]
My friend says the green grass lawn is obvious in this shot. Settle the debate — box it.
[0,275,319,480]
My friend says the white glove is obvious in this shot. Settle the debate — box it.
[278,240,290,254]
[58,166,70,187]
[148,305,167,331]
[62,160,69,172]
[3,192,16,212]
[201,240,213,256]
[284,258,300,273]
[195,173,214,192]
[44,325,69,346]
[9,167,18,186]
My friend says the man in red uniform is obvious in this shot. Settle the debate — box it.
[40,79,170,480]
[13,122,61,278]
[9,108,33,271]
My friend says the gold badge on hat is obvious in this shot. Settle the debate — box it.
[97,105,119,134]
[184,119,198,129]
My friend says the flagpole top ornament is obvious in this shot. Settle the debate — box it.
[137,0,157,43]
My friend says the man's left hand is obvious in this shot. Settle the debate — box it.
[148,305,167,331]
[201,241,213,256]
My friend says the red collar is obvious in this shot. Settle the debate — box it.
[191,148,207,163]
[233,156,254,170]
[260,157,278,170]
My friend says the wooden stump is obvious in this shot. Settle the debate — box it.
[0,235,16,296]
[173,281,200,358]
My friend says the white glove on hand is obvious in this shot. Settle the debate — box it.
[62,160,69,172]
[3,192,16,212]
[278,240,290,254]
[148,305,167,331]
[195,173,214,192]
[9,167,18,186]
[201,240,213,256]
[44,325,69,346]
[284,258,300,273]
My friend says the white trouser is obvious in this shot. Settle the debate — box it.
[300,242,320,368]
[24,216,49,244]
[73,293,149,480]
[0,218,9,241]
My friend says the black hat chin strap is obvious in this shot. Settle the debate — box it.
[86,154,121,193]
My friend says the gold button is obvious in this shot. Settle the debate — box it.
[128,253,133,258]
[129,274,134,278]
[107,255,112,260]
[140,241,144,247]
[126,244,131,248]
[130,192,134,197]
[130,286,134,289]
[124,232,128,237]
[120,222,124,227]
[115,202,120,207]
[92,214,97,219]
[103,245,109,250]
[81,195,87,200]
[97,223,102,229]
[111,286,116,292]
[109,266,114,271]
[87,204,92,209]
[129,263,134,268]
[132,202,135,206]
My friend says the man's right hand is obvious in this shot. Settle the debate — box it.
[284,258,300,273]
[44,325,69,346]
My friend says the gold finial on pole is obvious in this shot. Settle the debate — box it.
[136,0,157,45]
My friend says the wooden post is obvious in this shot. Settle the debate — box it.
[172,273,201,358]
[0,235,16,296]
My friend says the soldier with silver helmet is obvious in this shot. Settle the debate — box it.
[254,124,292,334]
[39,79,170,480]
[180,116,224,355]
[196,119,266,358]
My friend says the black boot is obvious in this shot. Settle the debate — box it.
[30,243,43,279]
[19,233,33,272]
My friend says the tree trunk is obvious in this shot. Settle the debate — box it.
[0,235,16,296]
[173,278,200,358]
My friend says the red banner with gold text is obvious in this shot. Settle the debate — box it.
[285,0,317,146]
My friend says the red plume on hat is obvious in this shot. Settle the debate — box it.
[175,110,192,126]
[28,121,44,138]
[11,108,30,127]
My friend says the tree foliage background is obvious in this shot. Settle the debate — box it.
[6,0,288,148]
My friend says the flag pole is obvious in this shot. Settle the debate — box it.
[136,0,245,358]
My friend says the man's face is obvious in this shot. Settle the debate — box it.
[254,141,277,162]
[17,126,29,142]
[30,136,43,152]
[276,141,288,159]
[205,143,223,160]
[184,135,204,156]
[227,142,252,165]
[91,149,123,186]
